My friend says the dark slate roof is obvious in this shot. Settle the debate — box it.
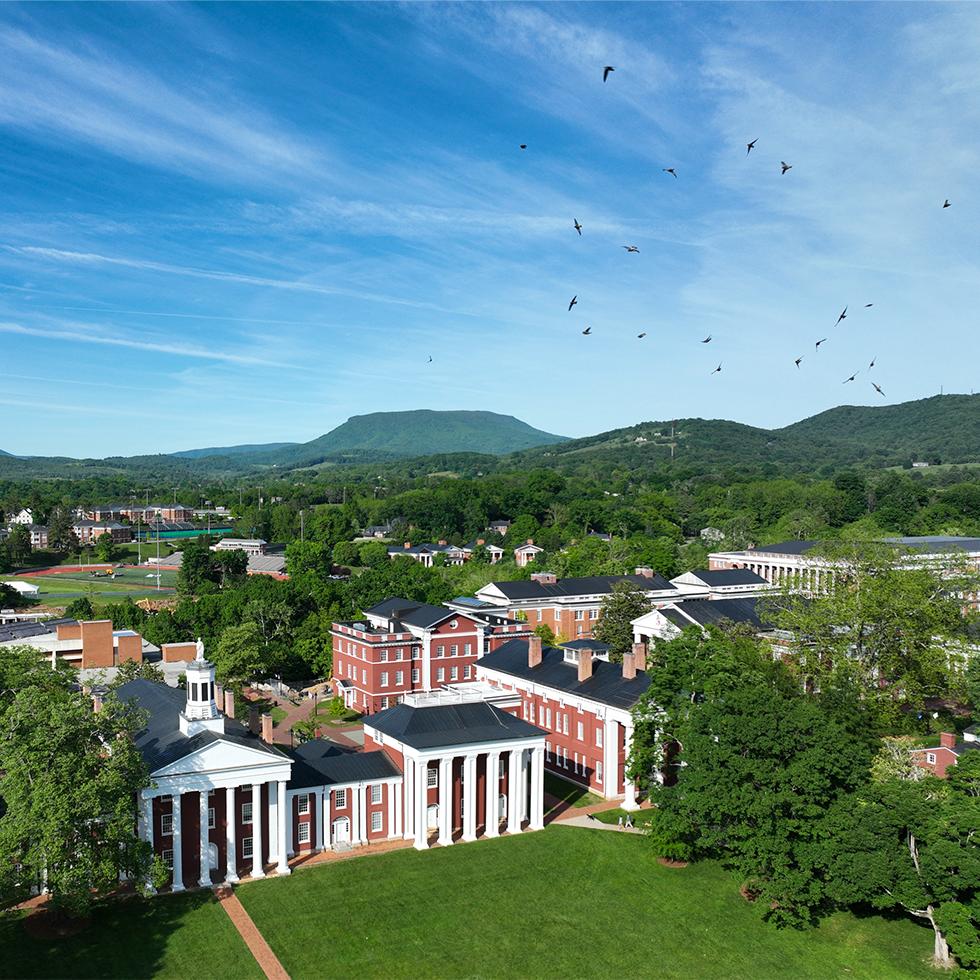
[745,536,980,557]
[368,700,544,750]
[288,740,401,789]
[479,638,650,710]
[487,573,675,601]
[561,639,611,653]
[363,598,452,629]
[743,541,822,556]
[116,679,284,772]
[673,597,772,630]
[692,569,768,586]
[660,607,690,629]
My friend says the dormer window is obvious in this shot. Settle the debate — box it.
[563,649,580,665]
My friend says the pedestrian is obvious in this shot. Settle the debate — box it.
[625,814,634,830]
[617,815,624,830]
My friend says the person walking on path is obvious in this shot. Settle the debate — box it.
[617,816,624,830]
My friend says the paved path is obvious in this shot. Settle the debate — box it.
[215,885,290,980]
[559,813,646,834]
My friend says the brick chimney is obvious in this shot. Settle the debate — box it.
[632,641,647,673]
[531,571,557,585]
[476,538,485,546]
[528,634,543,668]
[622,651,636,680]
[940,732,957,749]
[261,714,274,744]
[248,704,260,734]
[527,538,534,545]
[214,681,224,706]
[438,539,447,546]
[224,689,235,719]
[634,566,654,579]
[404,541,412,549]
[578,648,594,683]
[91,688,105,713]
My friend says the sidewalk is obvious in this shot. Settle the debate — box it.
[215,885,290,980]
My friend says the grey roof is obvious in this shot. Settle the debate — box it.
[288,740,401,789]
[671,597,772,630]
[486,573,675,601]
[479,638,651,710]
[745,536,980,557]
[561,639,611,653]
[691,569,768,586]
[363,598,455,630]
[660,608,690,629]
[369,700,544,750]
[116,679,285,772]
[0,618,74,644]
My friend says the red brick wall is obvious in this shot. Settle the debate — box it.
[80,620,114,668]
[913,747,959,779]
[116,633,143,664]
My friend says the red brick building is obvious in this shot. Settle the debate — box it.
[330,598,531,715]
[910,728,979,778]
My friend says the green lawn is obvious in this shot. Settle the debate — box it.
[0,892,261,980]
[1,571,176,604]
[237,827,933,979]
[543,771,603,810]
[594,805,658,828]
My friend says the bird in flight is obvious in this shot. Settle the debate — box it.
[843,371,858,383]
[582,326,592,335]
[701,335,712,343]
[711,363,722,375]
[815,338,827,350]
[943,199,951,208]
[603,66,615,82]
[568,295,578,311]
[573,218,582,235]
[871,381,885,397]
[663,168,677,178]
[746,139,757,155]
[794,356,803,368]
[869,357,876,370]
[427,356,433,363]
[519,144,527,150]
[864,303,873,308]
[781,161,793,174]
[835,306,848,326]
[637,332,647,339]
[623,245,640,253]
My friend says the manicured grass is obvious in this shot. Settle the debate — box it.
[270,705,288,725]
[594,805,657,828]
[543,771,603,809]
[1,572,176,602]
[237,827,933,979]
[0,892,262,980]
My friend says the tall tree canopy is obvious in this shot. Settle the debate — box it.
[593,581,652,660]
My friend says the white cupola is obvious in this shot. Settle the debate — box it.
[179,641,226,737]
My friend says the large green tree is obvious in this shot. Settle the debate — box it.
[820,755,980,969]
[630,631,875,925]
[46,507,78,553]
[593,580,652,660]
[5,523,31,566]
[0,649,161,916]
[212,621,267,687]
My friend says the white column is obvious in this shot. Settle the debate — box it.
[414,758,428,850]
[225,787,238,883]
[315,789,325,851]
[197,790,211,887]
[251,783,264,878]
[520,749,530,821]
[350,783,361,844]
[530,746,545,830]
[268,786,278,862]
[623,722,638,811]
[603,718,618,801]
[140,794,156,892]
[485,752,499,838]
[506,748,521,833]
[358,784,368,843]
[276,782,290,875]
[421,635,432,692]
[171,794,184,892]
[437,756,453,846]
[403,759,415,840]
[462,755,477,841]
[387,781,397,838]
[393,781,402,838]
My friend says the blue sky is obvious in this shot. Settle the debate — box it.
[0,2,977,457]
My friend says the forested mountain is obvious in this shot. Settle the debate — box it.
[172,442,298,459]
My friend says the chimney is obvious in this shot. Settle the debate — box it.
[224,689,236,718]
[940,732,957,749]
[404,541,412,549]
[248,705,260,734]
[261,714,274,744]
[438,539,447,546]
[528,634,543,668]
[214,681,224,706]
[578,648,593,683]
[634,566,654,579]
[632,641,647,673]
[92,689,105,713]
[476,538,485,546]
[527,538,534,545]
[622,651,637,680]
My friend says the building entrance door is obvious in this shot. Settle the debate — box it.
[332,817,350,844]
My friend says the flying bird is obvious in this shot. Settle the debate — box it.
[519,144,527,150]
[573,218,582,235]
[663,168,677,178]
[795,356,803,368]
[746,139,757,155]
[427,356,433,363]
[835,306,847,326]
[943,199,951,208]
[582,326,592,335]
[815,338,827,350]
[869,357,876,370]
[603,66,615,82]
[637,332,647,339]
[568,295,578,311]
[622,245,640,253]
[864,303,873,308]
[843,371,858,384]
[871,382,885,397]
[701,335,712,343]
[781,161,792,174]
[711,363,722,375]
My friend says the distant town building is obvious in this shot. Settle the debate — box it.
[513,539,545,567]
[910,728,979,778]
[212,538,268,557]
[9,508,34,525]
[72,520,133,546]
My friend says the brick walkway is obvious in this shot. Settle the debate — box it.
[215,885,290,980]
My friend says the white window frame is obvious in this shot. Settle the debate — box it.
[371,810,383,833]
[380,671,389,687]
[411,668,420,684]
[596,727,604,748]
[371,784,382,804]
[242,837,254,860]
[208,806,215,830]
[427,767,438,788]
[335,788,347,808]
[450,644,458,657]
[450,666,458,681]
[242,801,253,825]
[297,796,310,815]
[395,671,404,686]
[926,752,937,764]
[163,848,174,869]
[297,822,311,844]
[545,741,551,762]
[379,649,388,663]
[577,721,584,742]
[597,760,603,784]
[437,667,445,683]
[161,813,174,836]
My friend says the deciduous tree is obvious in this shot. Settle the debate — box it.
[594,581,652,660]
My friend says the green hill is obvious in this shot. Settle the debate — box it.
[271,410,568,465]
[172,442,298,460]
